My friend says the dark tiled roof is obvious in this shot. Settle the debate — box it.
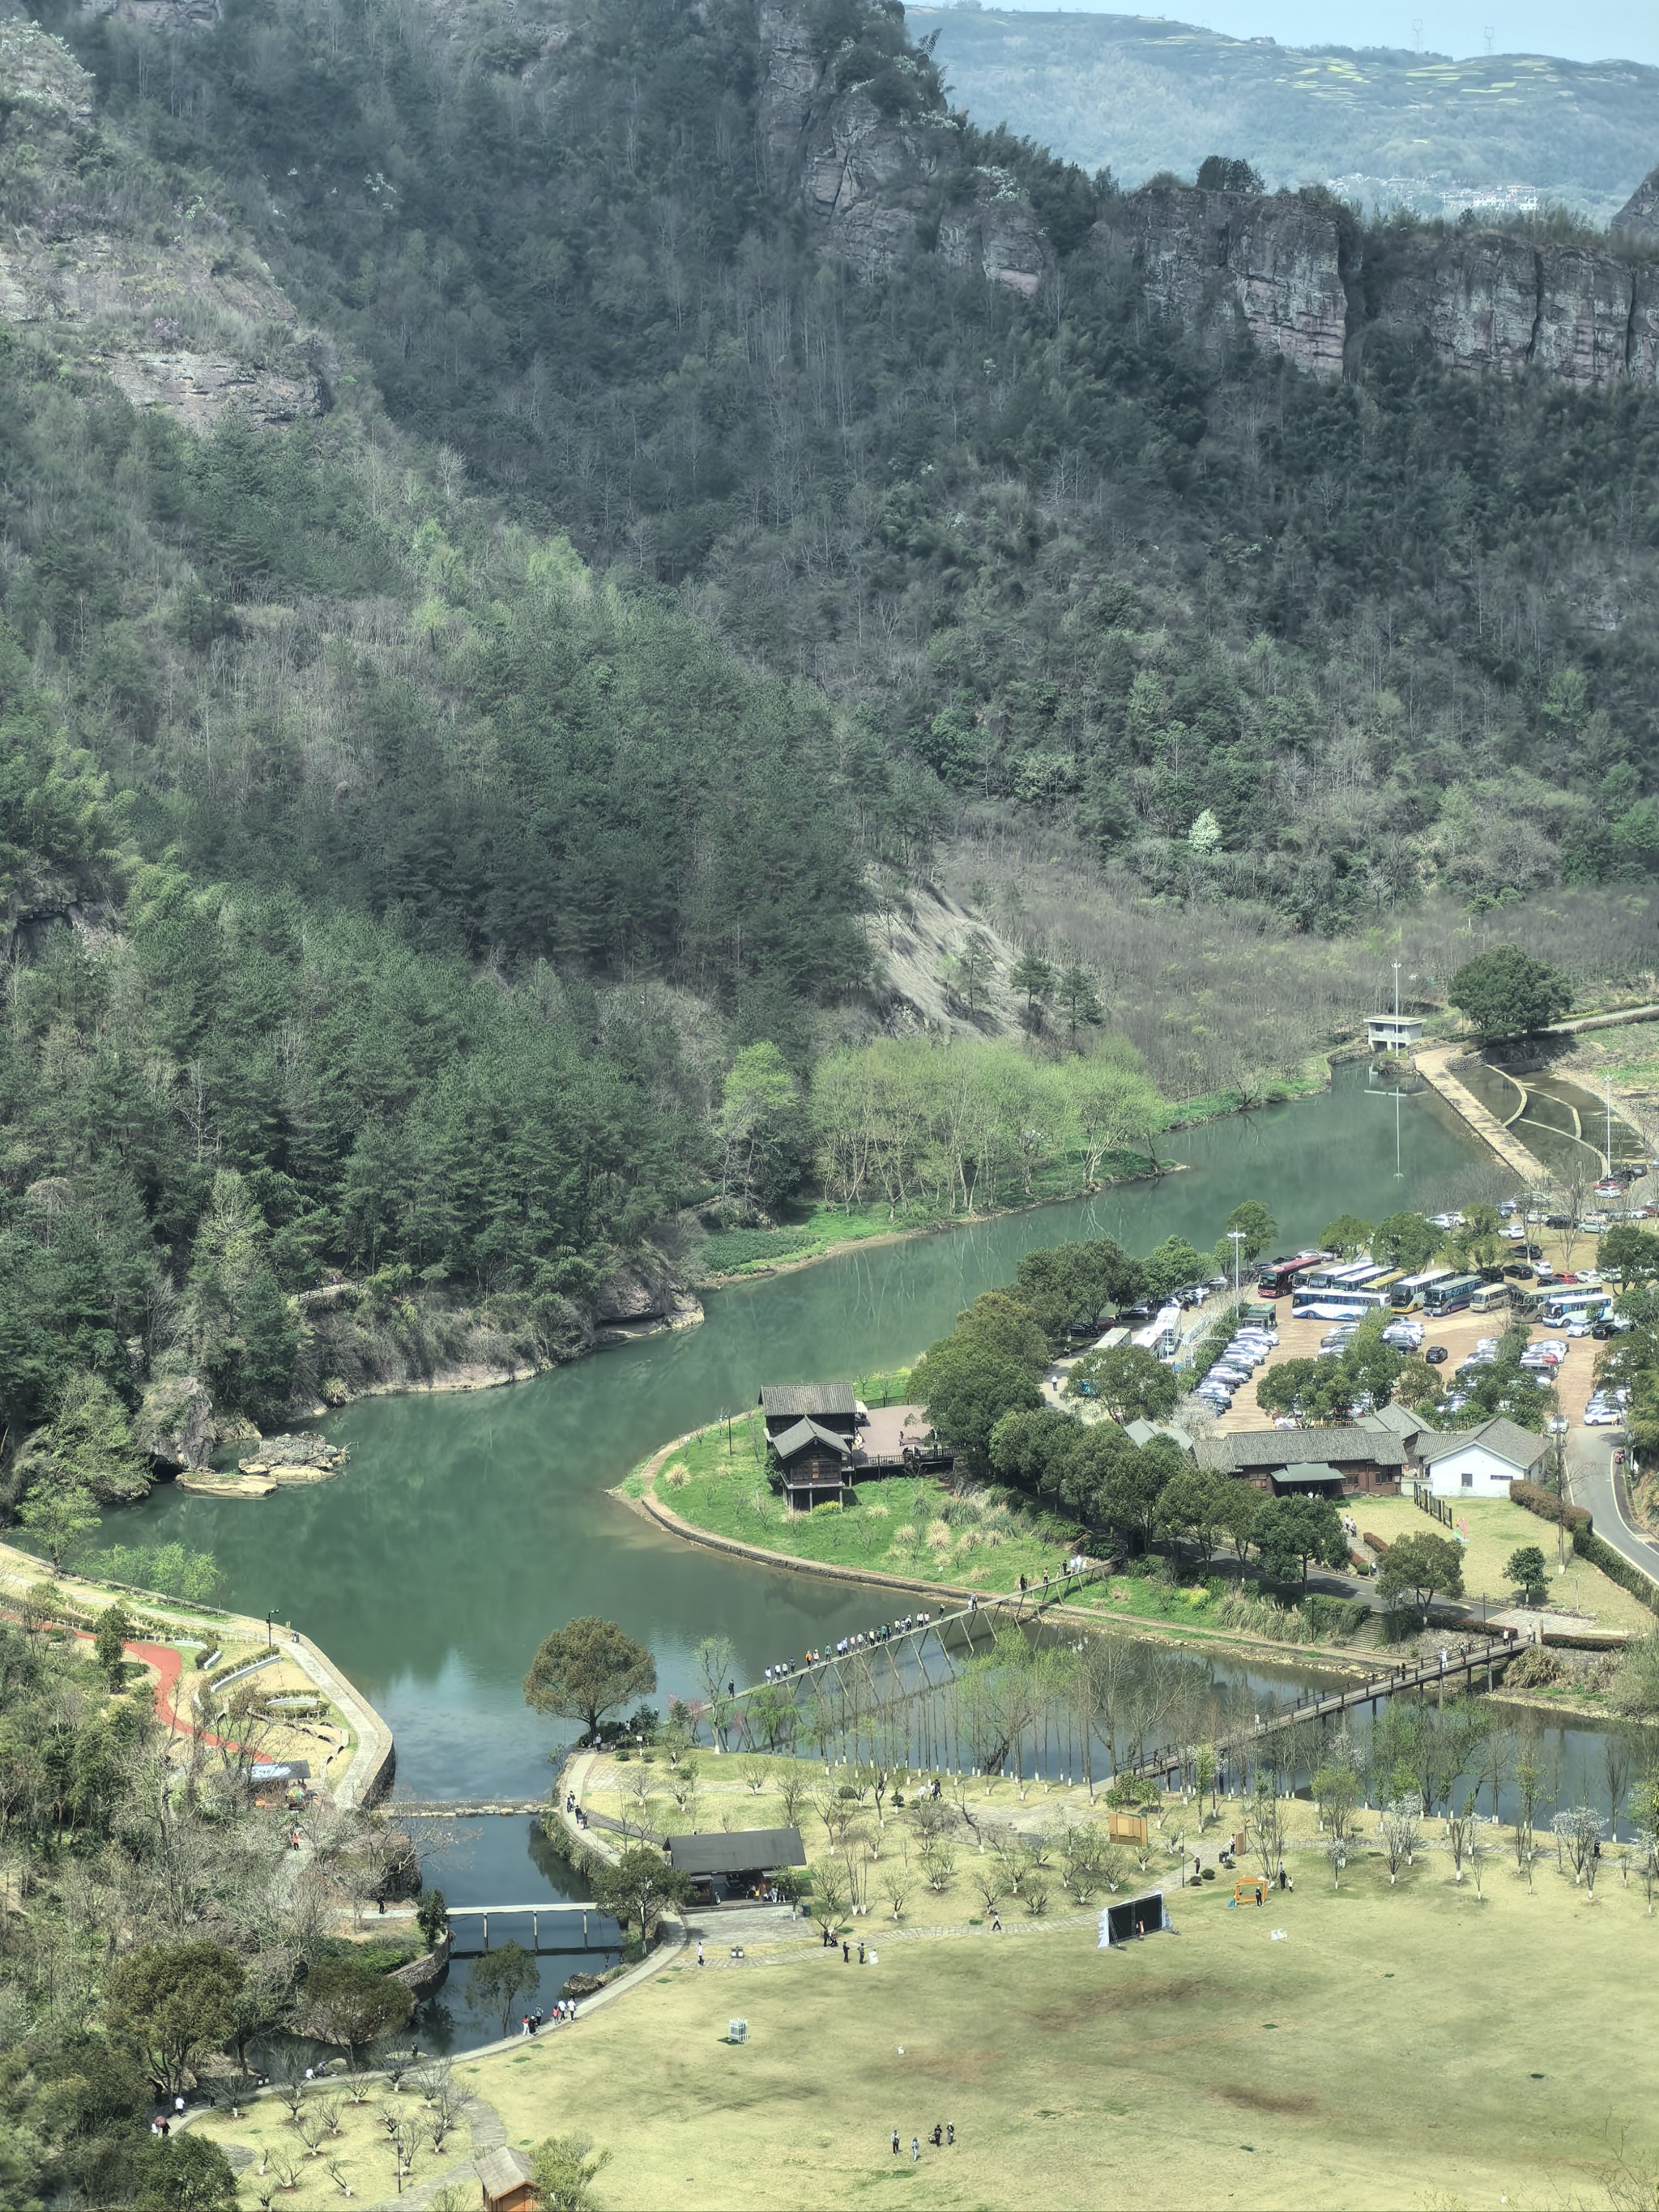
[1196,1428,1415,1473]
[1364,1402,1426,1438]
[770,1417,853,1464]
[1418,1417,1548,1471]
[666,1826,807,1874]
[760,1383,857,1419]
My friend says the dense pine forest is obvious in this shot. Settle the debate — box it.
[0,0,1657,1485]
[41,0,1659,923]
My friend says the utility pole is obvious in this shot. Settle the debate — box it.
[1227,1230,1247,1296]
[1557,1424,1567,1570]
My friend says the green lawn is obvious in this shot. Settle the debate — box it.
[633,1412,1369,1649]
[696,1147,1159,1279]
[1356,1493,1654,1635]
[634,1402,1082,1594]
[474,1844,1659,2210]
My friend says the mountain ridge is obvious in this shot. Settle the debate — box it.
[914,6,1659,221]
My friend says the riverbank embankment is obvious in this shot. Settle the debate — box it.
[0,1541,394,1807]
[1414,1042,1551,1183]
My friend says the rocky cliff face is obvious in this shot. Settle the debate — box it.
[1104,185,1351,377]
[1104,179,1659,390]
[756,0,1046,292]
[1615,164,1659,238]
[0,19,327,428]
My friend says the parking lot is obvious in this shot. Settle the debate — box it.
[1204,1299,1607,1435]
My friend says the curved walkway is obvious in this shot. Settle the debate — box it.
[1414,1043,1552,1183]
[1570,1429,1659,1586]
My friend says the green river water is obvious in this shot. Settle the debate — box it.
[89,1063,1495,1801]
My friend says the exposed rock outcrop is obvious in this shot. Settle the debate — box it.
[1614,164,1659,239]
[1103,178,1659,390]
[591,1254,704,1342]
[1105,184,1351,378]
[0,19,328,428]
[135,1375,215,1472]
[237,1433,351,1482]
[757,0,1047,292]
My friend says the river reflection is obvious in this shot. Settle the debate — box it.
[93,1063,1509,1799]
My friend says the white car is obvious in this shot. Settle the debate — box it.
[1431,1212,1466,1230]
[1565,1319,1593,1339]
[1584,1404,1623,1426]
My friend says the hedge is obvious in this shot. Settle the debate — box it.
[1362,1531,1390,1555]
[1509,1478,1593,1534]
[1572,1528,1659,1619]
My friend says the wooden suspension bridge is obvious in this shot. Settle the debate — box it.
[1122,1636,1523,1787]
[726,1566,1110,1742]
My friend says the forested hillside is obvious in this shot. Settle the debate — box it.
[31,0,1659,938]
[3,0,1659,1494]
[918,8,1659,218]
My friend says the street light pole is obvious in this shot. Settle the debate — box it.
[1549,1415,1570,1571]
[1227,1229,1247,1298]
[265,1610,274,1649]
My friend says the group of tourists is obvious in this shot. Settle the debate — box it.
[891,2125,956,2160]
[760,1614,935,1683]
[519,1998,578,2036]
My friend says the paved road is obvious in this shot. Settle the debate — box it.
[1568,1427,1659,1586]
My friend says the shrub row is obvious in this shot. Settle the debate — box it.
[1362,1531,1390,1555]
[1572,1528,1659,1619]
[1509,1478,1593,1533]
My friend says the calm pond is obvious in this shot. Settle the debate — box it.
[94,1062,1503,1801]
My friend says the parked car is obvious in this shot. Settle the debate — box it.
[1566,1319,1593,1338]
[1426,1345,1449,1365]
[1592,1322,1614,1340]
[1584,1403,1622,1426]
[1431,1211,1466,1230]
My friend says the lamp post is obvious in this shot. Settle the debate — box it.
[265,1609,274,1649]
[1549,1414,1570,1570]
[1227,1230,1247,1298]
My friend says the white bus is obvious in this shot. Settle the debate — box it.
[1538,1288,1614,1328]
[1290,1287,1392,1319]
[1390,1267,1452,1312]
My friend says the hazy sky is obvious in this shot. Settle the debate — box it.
[972,3,1659,67]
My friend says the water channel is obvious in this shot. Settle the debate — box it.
[88,1067,1469,1759]
[88,1064,1638,1922]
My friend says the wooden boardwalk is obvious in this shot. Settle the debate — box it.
[727,1566,1109,1731]
[1124,1638,1521,1784]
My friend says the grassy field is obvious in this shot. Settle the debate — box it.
[194,2075,473,2207]
[1355,1493,1655,1637]
[471,1849,1659,2210]
[630,1403,1083,1597]
[632,1410,1369,1654]
[696,1146,1160,1280]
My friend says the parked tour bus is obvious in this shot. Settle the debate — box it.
[1302,1259,1393,1292]
[1469,1281,1511,1315]
[1390,1268,1452,1311]
[1422,1272,1484,1319]
[1256,1251,1325,1298]
[1539,1288,1615,1328]
[1290,1286,1392,1319]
